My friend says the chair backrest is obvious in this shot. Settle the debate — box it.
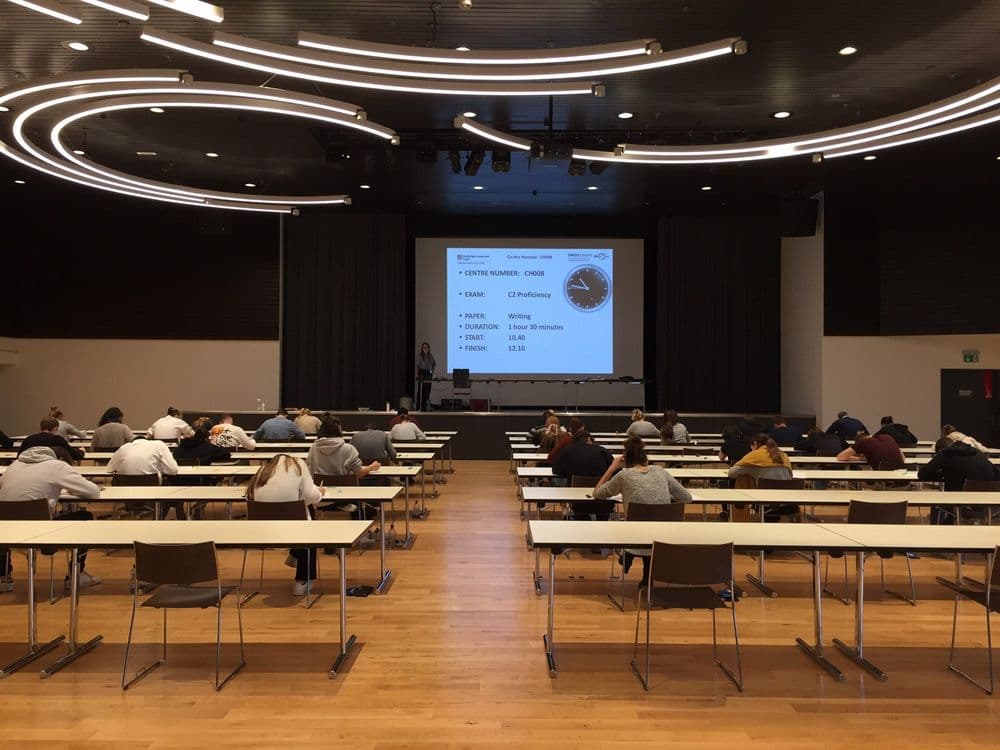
[846,499,908,525]
[112,473,161,486]
[626,501,685,522]
[246,499,308,521]
[963,480,1000,492]
[0,498,51,520]
[313,473,359,487]
[648,541,734,587]
[175,457,200,467]
[755,477,806,490]
[133,541,218,586]
[570,474,601,488]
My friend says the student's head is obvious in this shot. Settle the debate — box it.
[623,436,648,468]
[852,430,871,445]
[276,408,289,418]
[48,406,61,418]
[751,433,784,464]
[420,342,431,355]
[663,409,679,427]
[318,416,343,438]
[572,430,593,444]
[220,414,234,425]
[540,409,555,423]
[568,417,585,435]
[397,408,409,418]
[631,409,645,422]
[247,454,301,500]
[806,425,823,437]
[934,436,955,453]
[544,414,560,428]
[300,408,312,417]
[166,406,181,418]
[773,416,788,427]
[191,417,213,440]
[98,407,123,426]
[837,410,848,419]
[362,422,376,431]
[881,416,893,426]
[40,417,59,433]
[399,412,411,423]
[942,424,957,437]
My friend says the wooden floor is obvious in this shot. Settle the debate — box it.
[2,460,1000,747]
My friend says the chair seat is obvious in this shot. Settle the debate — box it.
[650,586,728,610]
[141,585,236,609]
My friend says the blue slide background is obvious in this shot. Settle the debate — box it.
[447,247,613,374]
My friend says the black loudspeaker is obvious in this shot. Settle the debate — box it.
[453,368,471,389]
[779,197,819,237]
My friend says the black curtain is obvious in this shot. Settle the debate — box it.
[282,212,408,409]
[655,215,781,412]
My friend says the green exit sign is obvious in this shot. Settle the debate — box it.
[963,350,980,363]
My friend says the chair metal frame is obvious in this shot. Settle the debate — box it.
[946,548,999,694]
[122,541,246,691]
[608,502,686,611]
[240,499,322,609]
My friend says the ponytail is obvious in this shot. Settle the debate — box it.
[753,433,784,464]
[623,436,648,467]
[631,408,644,422]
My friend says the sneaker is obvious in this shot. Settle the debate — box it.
[341,504,358,514]
[0,576,13,593]
[284,553,297,568]
[292,580,313,596]
[67,571,103,589]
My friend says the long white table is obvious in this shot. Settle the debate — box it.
[515,466,924,484]
[0,519,371,679]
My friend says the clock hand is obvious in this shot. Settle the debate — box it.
[568,283,589,290]
[573,279,590,291]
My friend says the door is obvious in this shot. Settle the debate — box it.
[940,369,1000,448]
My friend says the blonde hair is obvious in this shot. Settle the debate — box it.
[247,455,303,500]
[631,409,645,422]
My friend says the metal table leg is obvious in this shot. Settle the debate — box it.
[376,506,391,593]
[796,551,846,680]
[542,550,557,675]
[329,548,357,678]
[0,549,65,678]
[746,502,778,598]
[833,551,888,681]
[41,548,102,678]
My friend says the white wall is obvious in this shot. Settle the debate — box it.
[0,339,279,435]
[780,195,824,420]
[821,335,1000,439]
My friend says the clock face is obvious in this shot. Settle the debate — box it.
[564,265,611,312]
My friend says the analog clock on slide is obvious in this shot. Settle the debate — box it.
[564,265,611,311]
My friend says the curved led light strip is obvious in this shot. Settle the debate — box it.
[453,116,533,151]
[78,0,149,21]
[0,72,392,212]
[572,75,1000,165]
[214,32,742,82]
[140,27,603,97]
[147,0,222,22]
[298,32,658,66]
[6,0,81,24]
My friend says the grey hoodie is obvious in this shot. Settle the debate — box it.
[306,437,363,477]
[0,446,101,513]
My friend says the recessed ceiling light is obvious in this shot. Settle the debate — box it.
[359,184,371,189]
[455,45,471,52]
[244,182,257,188]
[135,151,157,156]
[66,41,90,51]
[149,107,165,113]
[205,151,219,157]
[13,179,26,184]
[587,185,599,191]
[863,154,877,161]
[462,111,477,118]
[838,45,858,56]
[473,185,484,190]
[72,149,85,155]
[772,110,792,119]
[617,111,634,119]
[700,185,712,191]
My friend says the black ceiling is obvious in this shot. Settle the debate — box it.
[1,0,998,214]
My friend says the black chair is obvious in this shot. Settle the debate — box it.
[824,499,916,606]
[313,473,370,517]
[961,479,1000,524]
[755,477,805,521]
[943,545,1000,694]
[111,472,165,520]
[568,474,615,520]
[122,541,245,691]
[608,502,686,611]
[241,499,321,609]
[632,541,742,691]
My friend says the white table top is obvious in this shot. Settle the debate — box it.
[515,466,923,482]
[0,464,422,479]
[61,485,401,502]
[831,523,1000,553]
[0,519,373,549]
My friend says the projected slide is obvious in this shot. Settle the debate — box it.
[447,247,613,374]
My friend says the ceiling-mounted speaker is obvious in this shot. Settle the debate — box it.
[779,197,819,237]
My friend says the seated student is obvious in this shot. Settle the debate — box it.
[942,424,989,454]
[308,417,381,518]
[553,431,614,516]
[92,406,134,450]
[718,423,751,466]
[294,408,322,435]
[660,409,690,444]
[389,412,427,442]
[826,410,868,447]
[0,446,102,589]
[210,414,257,451]
[389,408,422,429]
[594,436,692,585]
[49,407,86,440]
[254,408,306,441]
[147,407,194,441]
[626,409,660,438]
[107,436,183,518]
[767,416,803,447]
[527,409,557,445]
[919,436,1000,523]
[548,417,584,463]
[874,416,918,447]
[728,434,793,484]
[0,429,12,450]
[174,417,233,465]
[536,416,567,457]
[246,455,325,596]
[18,417,84,463]
[350,422,397,466]
[795,426,843,456]
[837,430,905,469]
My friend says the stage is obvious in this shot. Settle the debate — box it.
[183,410,816,460]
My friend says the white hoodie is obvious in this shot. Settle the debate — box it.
[0,447,100,513]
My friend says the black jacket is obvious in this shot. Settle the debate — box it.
[795,433,844,457]
[917,441,999,491]
[874,422,918,447]
[174,437,232,465]
[767,424,803,446]
[17,431,83,462]
[552,441,613,481]
[826,415,868,446]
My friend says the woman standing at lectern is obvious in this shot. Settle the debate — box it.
[416,342,436,410]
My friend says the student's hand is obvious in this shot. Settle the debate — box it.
[318,486,327,496]
[609,455,625,471]
[370,461,382,472]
